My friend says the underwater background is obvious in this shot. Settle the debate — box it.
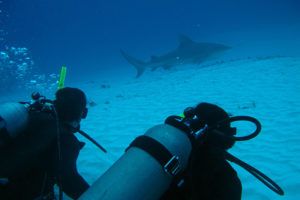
[1,0,300,199]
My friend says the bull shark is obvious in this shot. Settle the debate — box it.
[121,35,231,78]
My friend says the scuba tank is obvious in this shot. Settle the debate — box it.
[0,102,29,147]
[0,64,67,147]
[79,124,192,200]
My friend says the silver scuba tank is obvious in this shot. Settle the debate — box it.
[0,102,29,144]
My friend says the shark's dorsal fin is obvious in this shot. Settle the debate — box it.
[178,34,194,48]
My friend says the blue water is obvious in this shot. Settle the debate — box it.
[1,0,300,83]
[1,0,300,199]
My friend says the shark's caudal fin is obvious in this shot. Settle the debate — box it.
[120,50,146,78]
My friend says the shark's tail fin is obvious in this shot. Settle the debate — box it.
[120,50,146,78]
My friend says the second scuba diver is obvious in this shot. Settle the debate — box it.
[0,87,91,199]
[161,102,242,200]
[160,102,284,200]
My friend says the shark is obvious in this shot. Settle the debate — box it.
[121,35,231,78]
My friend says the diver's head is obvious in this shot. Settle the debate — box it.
[54,87,88,126]
[194,102,236,150]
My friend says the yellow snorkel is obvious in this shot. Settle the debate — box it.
[179,113,185,118]
[57,66,67,90]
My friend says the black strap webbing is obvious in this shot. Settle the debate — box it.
[126,135,180,176]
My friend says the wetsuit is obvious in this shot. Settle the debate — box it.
[0,111,89,199]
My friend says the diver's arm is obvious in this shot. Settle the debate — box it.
[60,163,89,199]
[58,133,90,199]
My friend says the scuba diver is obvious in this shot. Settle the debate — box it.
[160,102,241,200]
[0,87,106,200]
[160,102,284,200]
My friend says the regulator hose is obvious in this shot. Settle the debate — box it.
[212,116,262,141]
[225,152,284,196]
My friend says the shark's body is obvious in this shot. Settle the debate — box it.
[121,35,231,78]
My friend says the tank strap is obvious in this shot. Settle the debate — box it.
[126,135,180,177]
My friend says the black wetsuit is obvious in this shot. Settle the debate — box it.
[0,111,89,199]
[161,145,242,200]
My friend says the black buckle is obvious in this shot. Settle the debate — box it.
[127,135,182,177]
[164,156,180,176]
